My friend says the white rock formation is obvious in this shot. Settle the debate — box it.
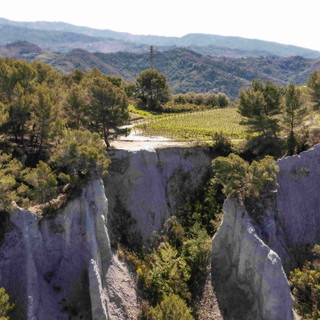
[106,254,139,320]
[0,179,113,319]
[105,147,212,244]
[211,145,320,319]
[212,200,294,320]
[276,144,320,254]
[0,147,212,319]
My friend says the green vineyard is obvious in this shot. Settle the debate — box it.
[135,108,248,141]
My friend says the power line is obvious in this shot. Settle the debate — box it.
[149,45,154,69]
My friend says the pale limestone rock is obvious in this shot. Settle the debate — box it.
[212,200,294,320]
[0,147,212,319]
[276,144,320,252]
[0,179,111,320]
[105,147,212,244]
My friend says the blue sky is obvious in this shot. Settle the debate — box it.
[2,0,320,51]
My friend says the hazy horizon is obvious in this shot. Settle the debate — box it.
[2,0,320,51]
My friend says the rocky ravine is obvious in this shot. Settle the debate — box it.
[212,144,320,320]
[3,144,318,320]
[0,147,213,319]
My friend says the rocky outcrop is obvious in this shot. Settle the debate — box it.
[211,145,320,319]
[212,200,294,320]
[0,147,212,319]
[105,147,212,245]
[276,145,320,259]
[0,179,112,320]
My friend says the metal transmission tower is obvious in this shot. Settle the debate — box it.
[149,46,154,69]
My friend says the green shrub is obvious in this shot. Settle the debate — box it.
[0,287,14,320]
[50,130,110,178]
[212,132,233,157]
[290,245,320,319]
[149,293,194,320]
[182,223,211,290]
[0,152,23,211]
[22,161,58,204]
[212,153,279,202]
[140,242,191,303]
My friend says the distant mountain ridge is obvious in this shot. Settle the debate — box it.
[1,41,320,98]
[0,23,148,53]
[0,17,319,58]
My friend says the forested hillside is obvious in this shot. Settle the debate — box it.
[1,42,320,97]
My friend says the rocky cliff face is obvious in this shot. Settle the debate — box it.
[211,145,320,319]
[105,147,212,245]
[211,200,294,320]
[0,147,212,319]
[0,179,139,320]
[276,145,320,260]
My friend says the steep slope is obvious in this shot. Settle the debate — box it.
[0,147,213,319]
[95,49,320,96]
[212,200,294,320]
[275,145,320,262]
[104,147,212,245]
[211,144,320,319]
[0,17,319,58]
[0,179,114,319]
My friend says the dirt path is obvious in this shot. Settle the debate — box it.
[111,139,197,150]
[111,124,201,150]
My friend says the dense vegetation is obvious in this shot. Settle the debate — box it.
[0,287,14,319]
[0,58,130,213]
[290,245,320,319]
[1,53,320,318]
[120,178,222,319]
[135,69,170,110]
[2,41,320,98]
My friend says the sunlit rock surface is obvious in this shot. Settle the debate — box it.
[212,145,320,319]
[0,180,112,319]
[105,147,212,245]
[0,147,212,319]
[276,145,320,260]
[212,200,294,320]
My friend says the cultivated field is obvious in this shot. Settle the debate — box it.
[135,108,248,141]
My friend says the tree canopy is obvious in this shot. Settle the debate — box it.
[282,83,307,155]
[307,70,320,110]
[0,58,130,212]
[135,69,170,110]
[238,79,283,138]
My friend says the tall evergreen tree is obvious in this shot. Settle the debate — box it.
[88,76,129,148]
[282,83,307,155]
[238,79,282,138]
[307,70,320,110]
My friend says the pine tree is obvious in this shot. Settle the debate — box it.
[282,83,307,155]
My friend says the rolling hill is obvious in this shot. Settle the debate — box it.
[0,23,148,53]
[0,17,319,58]
[1,41,320,98]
